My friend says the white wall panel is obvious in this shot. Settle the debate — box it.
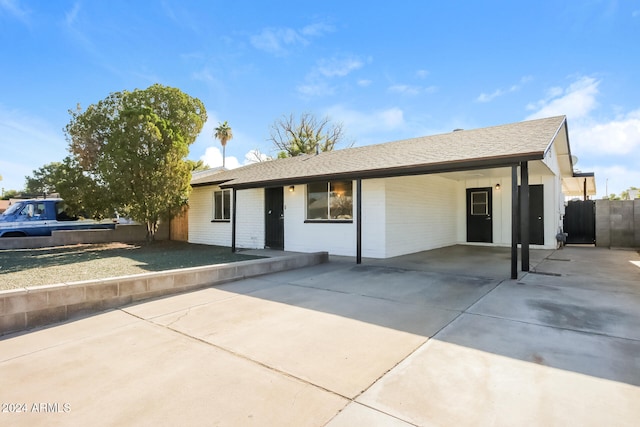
[188,186,231,246]
[236,188,265,249]
[384,175,458,257]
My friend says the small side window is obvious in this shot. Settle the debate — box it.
[213,190,231,221]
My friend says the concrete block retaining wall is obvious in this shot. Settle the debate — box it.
[596,200,640,248]
[0,223,169,251]
[0,252,328,336]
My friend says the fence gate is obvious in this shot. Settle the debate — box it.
[563,200,595,244]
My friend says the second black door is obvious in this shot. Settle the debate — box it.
[519,184,544,245]
[265,187,284,249]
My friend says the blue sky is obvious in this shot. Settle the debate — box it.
[1,0,639,198]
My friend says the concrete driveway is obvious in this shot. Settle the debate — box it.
[1,246,639,426]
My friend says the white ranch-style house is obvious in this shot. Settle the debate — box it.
[188,115,595,278]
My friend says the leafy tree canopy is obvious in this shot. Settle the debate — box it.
[25,162,64,197]
[1,189,19,200]
[268,113,350,158]
[64,84,207,238]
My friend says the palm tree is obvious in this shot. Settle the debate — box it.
[214,121,233,168]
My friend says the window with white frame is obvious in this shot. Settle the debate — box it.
[306,181,353,221]
[213,189,231,221]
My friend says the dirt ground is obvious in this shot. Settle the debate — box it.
[0,241,262,289]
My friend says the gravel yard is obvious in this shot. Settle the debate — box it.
[0,241,263,290]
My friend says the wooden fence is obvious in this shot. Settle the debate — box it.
[170,206,189,241]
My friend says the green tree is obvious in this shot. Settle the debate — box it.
[186,159,209,172]
[65,84,207,239]
[268,113,350,158]
[214,121,233,168]
[621,186,638,200]
[24,162,65,197]
[1,189,19,200]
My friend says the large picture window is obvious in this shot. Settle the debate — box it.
[306,181,353,221]
[213,189,231,221]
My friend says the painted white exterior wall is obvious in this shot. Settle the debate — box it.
[189,143,570,255]
[188,185,231,246]
[284,182,357,256]
[188,186,265,250]
[383,175,458,257]
[284,175,459,258]
[236,188,265,250]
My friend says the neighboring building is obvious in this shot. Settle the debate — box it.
[189,116,595,275]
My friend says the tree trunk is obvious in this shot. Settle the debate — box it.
[146,220,158,241]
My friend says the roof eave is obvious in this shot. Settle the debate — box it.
[222,152,544,190]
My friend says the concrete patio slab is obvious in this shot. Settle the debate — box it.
[523,246,640,293]
[139,281,460,398]
[366,245,554,279]
[287,264,500,311]
[0,245,638,426]
[357,314,640,426]
[0,311,347,427]
[326,402,414,426]
[468,281,640,340]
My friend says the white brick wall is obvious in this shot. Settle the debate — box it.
[236,188,265,250]
[384,175,458,257]
[188,185,231,246]
[361,179,386,258]
[284,182,357,256]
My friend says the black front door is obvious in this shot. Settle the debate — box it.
[466,187,493,243]
[519,184,544,245]
[265,187,284,249]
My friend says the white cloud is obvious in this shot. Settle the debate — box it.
[297,55,367,97]
[300,22,334,37]
[0,105,67,191]
[65,1,81,26]
[325,105,405,135]
[416,69,429,79]
[388,84,437,96]
[199,147,271,169]
[250,27,304,55]
[476,88,506,103]
[476,76,531,103]
[571,110,640,156]
[250,22,333,56]
[588,164,640,198]
[199,146,241,169]
[526,76,600,120]
[524,76,640,198]
[357,79,372,87]
[0,0,30,24]
[317,56,364,77]
[296,81,335,97]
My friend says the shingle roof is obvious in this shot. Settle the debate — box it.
[192,115,568,189]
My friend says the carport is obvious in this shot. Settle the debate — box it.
[190,116,595,279]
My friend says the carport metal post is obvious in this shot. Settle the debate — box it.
[231,188,237,253]
[520,161,530,271]
[511,165,518,279]
[356,178,362,264]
